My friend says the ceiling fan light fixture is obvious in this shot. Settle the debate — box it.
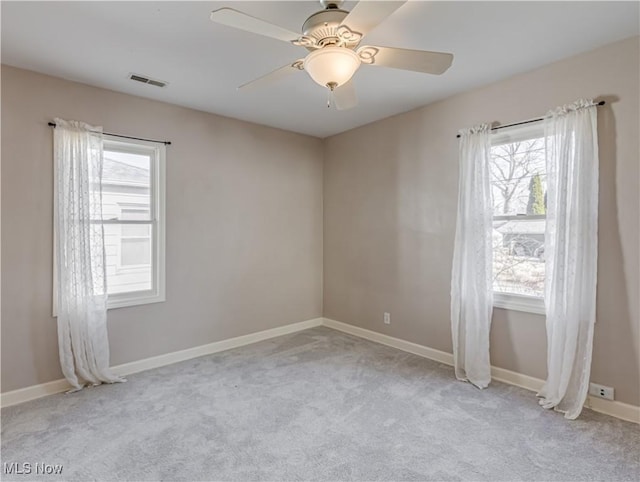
[303,47,361,89]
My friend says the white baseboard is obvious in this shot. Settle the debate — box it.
[490,365,544,392]
[0,378,73,409]
[321,317,640,424]
[3,316,638,424]
[322,318,454,365]
[0,317,323,408]
[585,395,640,424]
[111,317,323,378]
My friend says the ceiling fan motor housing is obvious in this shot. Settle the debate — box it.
[319,0,345,9]
[302,9,359,49]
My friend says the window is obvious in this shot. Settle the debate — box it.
[54,136,165,312]
[490,124,546,314]
[101,136,165,308]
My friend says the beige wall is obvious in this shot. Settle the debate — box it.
[324,36,640,405]
[1,65,324,393]
[3,36,639,407]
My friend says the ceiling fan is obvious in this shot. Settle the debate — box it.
[210,0,454,110]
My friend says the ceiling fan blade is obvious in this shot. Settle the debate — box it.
[359,46,454,74]
[238,61,303,91]
[210,8,300,43]
[340,0,407,37]
[333,80,357,111]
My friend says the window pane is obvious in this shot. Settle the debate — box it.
[104,222,153,294]
[122,223,151,237]
[121,207,150,221]
[101,149,151,221]
[493,218,545,297]
[121,238,151,266]
[107,264,152,294]
[101,148,153,295]
[490,138,546,216]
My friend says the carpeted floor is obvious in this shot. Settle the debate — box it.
[1,327,639,481]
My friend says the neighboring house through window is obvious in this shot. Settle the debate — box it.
[119,206,152,269]
[490,123,546,314]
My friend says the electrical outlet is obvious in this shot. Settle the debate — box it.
[383,312,391,325]
[589,383,614,401]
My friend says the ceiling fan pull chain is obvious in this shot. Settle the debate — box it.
[327,82,338,109]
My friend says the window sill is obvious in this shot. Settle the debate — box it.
[493,292,545,315]
[107,290,165,310]
[52,291,164,317]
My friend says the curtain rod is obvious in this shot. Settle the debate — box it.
[47,122,171,145]
[455,101,605,138]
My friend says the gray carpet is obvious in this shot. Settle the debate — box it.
[1,327,639,481]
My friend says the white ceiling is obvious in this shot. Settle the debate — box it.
[2,1,638,138]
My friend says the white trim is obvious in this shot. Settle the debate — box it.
[0,317,323,408]
[0,379,72,409]
[493,214,546,222]
[585,396,640,424]
[322,318,454,366]
[321,318,639,424]
[110,317,322,377]
[104,136,166,310]
[491,121,544,146]
[490,365,544,392]
[3,316,637,424]
[106,289,164,310]
[493,292,545,315]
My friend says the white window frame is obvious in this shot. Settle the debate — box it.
[102,136,166,309]
[490,122,546,315]
[53,135,165,314]
[493,292,545,315]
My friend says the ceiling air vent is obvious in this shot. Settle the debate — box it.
[129,73,167,88]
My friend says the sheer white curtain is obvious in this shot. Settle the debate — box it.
[538,100,599,419]
[451,124,494,389]
[54,118,124,391]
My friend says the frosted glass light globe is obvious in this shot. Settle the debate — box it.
[303,47,361,88]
